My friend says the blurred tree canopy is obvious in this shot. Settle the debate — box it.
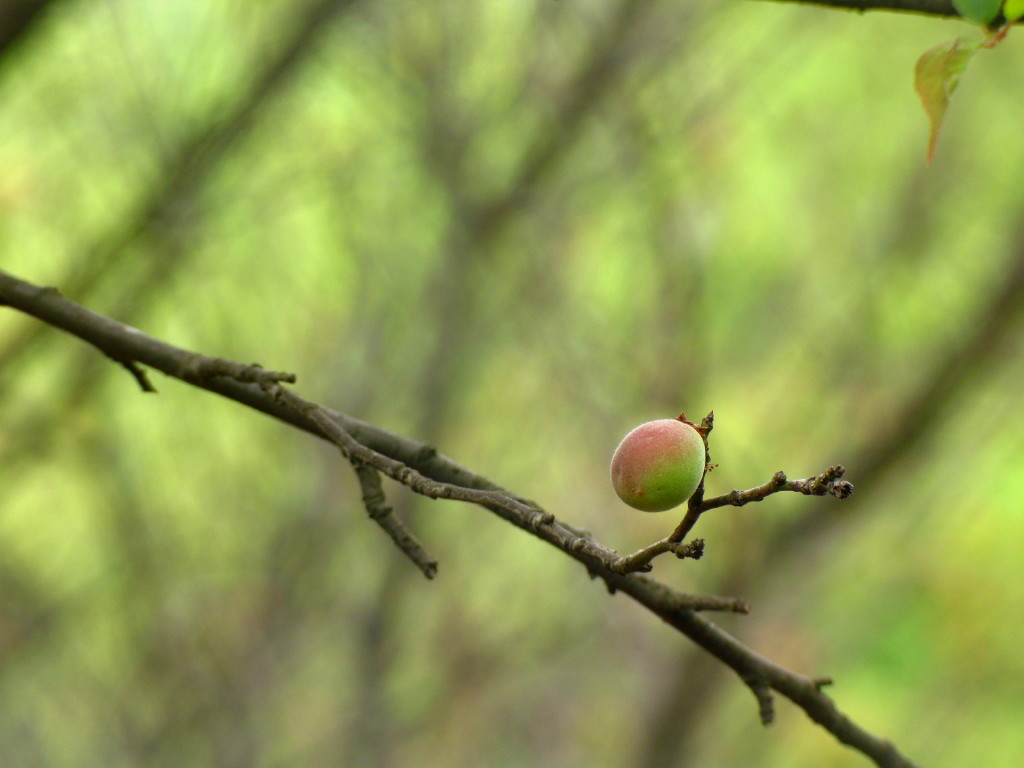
[1,0,1023,766]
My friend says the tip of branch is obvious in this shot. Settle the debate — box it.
[745,679,775,725]
[118,360,158,393]
[673,538,705,560]
[830,480,854,499]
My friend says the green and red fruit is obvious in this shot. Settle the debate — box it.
[610,415,706,512]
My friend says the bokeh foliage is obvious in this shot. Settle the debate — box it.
[1,0,1023,766]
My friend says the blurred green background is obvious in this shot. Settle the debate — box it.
[2,0,1023,766]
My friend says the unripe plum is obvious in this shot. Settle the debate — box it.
[610,417,705,512]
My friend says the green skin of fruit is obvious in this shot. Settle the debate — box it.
[610,418,705,512]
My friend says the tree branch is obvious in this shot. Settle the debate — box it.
[611,467,854,574]
[0,269,922,768]
[750,0,966,20]
[702,466,855,510]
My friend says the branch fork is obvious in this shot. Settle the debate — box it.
[611,413,855,575]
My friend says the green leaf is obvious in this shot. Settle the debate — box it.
[1004,0,1024,22]
[914,39,978,164]
[952,0,1002,24]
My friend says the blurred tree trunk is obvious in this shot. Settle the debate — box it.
[0,0,59,64]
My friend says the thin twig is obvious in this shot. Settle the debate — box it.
[616,413,850,575]
[701,467,855,511]
[610,538,704,574]
[112,357,158,393]
[352,462,438,579]
[612,467,854,575]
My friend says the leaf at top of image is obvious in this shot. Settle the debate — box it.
[914,38,979,164]
[1005,0,1024,22]
[952,0,1002,24]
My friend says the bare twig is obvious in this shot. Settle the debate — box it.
[611,466,853,575]
[110,357,158,393]
[0,0,62,69]
[352,462,438,579]
[0,269,922,768]
[0,0,361,390]
[407,0,653,445]
[703,467,855,510]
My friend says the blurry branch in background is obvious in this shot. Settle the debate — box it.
[0,551,57,666]
[468,0,648,231]
[612,466,853,574]
[410,0,651,440]
[0,0,361,393]
[418,0,650,234]
[775,233,1024,553]
[0,270,920,768]
[0,0,61,68]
